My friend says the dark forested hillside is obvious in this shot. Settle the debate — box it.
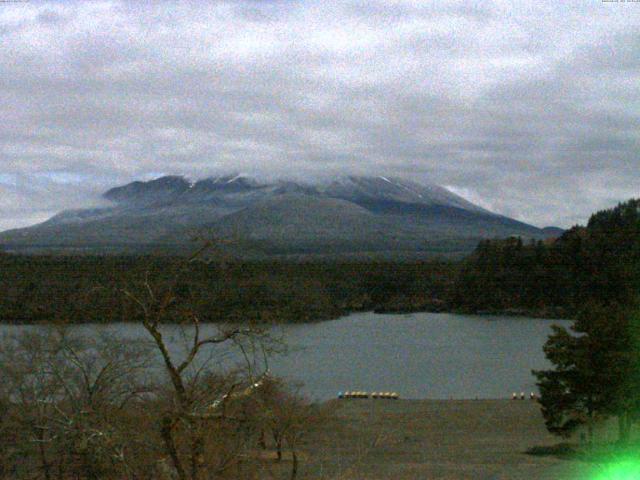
[0,253,457,324]
[452,199,640,317]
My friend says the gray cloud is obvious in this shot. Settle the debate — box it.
[1,0,639,230]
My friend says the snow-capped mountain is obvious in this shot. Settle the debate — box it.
[0,174,560,258]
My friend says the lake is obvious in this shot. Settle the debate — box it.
[0,312,571,401]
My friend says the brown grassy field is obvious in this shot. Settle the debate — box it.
[291,399,607,480]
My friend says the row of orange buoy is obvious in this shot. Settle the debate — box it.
[512,392,537,400]
[338,391,399,399]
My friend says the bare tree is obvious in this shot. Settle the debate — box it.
[0,326,153,480]
[0,242,302,480]
[247,377,317,480]
[120,243,281,480]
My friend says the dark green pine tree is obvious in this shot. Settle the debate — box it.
[534,302,640,445]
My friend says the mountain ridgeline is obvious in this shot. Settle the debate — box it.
[0,175,559,257]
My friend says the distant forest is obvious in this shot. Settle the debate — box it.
[0,254,456,324]
[0,199,638,324]
[453,198,640,317]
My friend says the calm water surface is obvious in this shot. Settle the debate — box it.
[1,312,570,401]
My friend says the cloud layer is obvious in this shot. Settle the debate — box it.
[1,0,639,230]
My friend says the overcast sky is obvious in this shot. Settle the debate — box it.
[1,0,639,230]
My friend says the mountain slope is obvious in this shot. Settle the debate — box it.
[0,175,561,257]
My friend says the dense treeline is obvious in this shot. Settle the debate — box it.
[444,199,640,446]
[0,254,457,324]
[452,199,640,318]
[527,200,640,446]
[3,199,640,325]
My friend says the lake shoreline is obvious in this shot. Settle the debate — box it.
[0,303,570,325]
[300,398,590,479]
[1,312,569,401]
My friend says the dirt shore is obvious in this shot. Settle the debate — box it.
[296,399,596,480]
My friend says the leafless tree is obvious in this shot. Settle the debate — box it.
[120,242,283,480]
[0,326,153,480]
[0,242,305,480]
[246,377,317,480]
